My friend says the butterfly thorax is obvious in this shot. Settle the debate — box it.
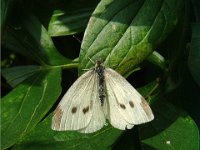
[94,61,105,106]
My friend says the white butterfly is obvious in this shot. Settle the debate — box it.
[52,60,154,133]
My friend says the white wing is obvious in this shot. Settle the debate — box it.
[79,93,106,133]
[104,68,154,129]
[52,69,99,131]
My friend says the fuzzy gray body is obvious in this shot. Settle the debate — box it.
[94,61,105,106]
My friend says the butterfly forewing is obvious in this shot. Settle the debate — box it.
[104,68,154,126]
[52,70,98,131]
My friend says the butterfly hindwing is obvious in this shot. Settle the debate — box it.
[79,91,106,133]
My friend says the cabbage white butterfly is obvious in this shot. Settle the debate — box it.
[52,60,154,133]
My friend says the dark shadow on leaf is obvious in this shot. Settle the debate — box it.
[21,70,49,86]
[111,127,141,150]
[140,144,157,150]
[139,99,182,140]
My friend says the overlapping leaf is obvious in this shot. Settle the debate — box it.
[47,0,99,36]
[2,65,41,87]
[2,13,70,65]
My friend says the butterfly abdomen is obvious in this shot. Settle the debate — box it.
[95,61,105,106]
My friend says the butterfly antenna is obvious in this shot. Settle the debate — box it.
[88,57,95,64]
[73,35,82,43]
[107,53,111,67]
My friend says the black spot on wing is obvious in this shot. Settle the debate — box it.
[71,107,77,114]
[83,106,89,114]
[119,104,126,109]
[129,101,134,108]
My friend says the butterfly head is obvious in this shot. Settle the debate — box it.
[95,60,102,67]
[94,59,105,76]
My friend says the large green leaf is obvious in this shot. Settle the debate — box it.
[79,0,184,75]
[2,12,70,65]
[1,68,61,149]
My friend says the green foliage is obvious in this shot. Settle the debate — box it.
[1,0,199,150]
[1,69,62,149]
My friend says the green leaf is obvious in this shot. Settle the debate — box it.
[188,23,200,86]
[12,115,122,150]
[32,0,99,36]
[48,8,93,36]
[2,65,41,87]
[147,51,167,71]
[1,68,61,149]
[138,79,159,99]
[139,101,199,150]
[1,0,15,29]
[2,13,70,65]
[47,0,99,36]
[79,0,184,75]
